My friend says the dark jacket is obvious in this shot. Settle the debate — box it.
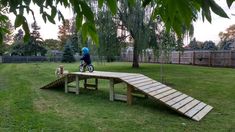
[80,53,91,64]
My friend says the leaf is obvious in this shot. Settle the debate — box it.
[82,23,88,43]
[209,0,229,18]
[88,23,99,44]
[42,13,47,23]
[22,18,30,42]
[76,14,83,31]
[227,0,235,8]
[51,6,57,18]
[106,0,117,15]
[0,15,8,23]
[47,14,56,24]
[88,28,99,45]
[128,0,135,6]
[46,0,53,6]
[58,10,65,23]
[202,10,212,23]
[98,0,104,8]
[23,0,31,5]
[200,1,212,23]
[15,15,24,28]
[142,0,151,7]
[80,1,94,22]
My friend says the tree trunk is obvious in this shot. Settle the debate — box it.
[132,42,139,68]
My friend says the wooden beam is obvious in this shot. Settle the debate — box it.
[76,75,79,94]
[65,76,68,93]
[95,78,98,90]
[84,79,87,89]
[114,94,127,101]
[109,79,114,101]
[127,84,133,105]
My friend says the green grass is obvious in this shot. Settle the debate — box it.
[0,62,234,131]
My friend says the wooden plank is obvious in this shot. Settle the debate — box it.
[160,92,182,102]
[109,79,114,101]
[133,80,157,87]
[166,94,188,106]
[68,87,77,93]
[138,82,161,90]
[114,94,127,101]
[154,89,177,99]
[126,76,149,82]
[121,75,143,80]
[178,99,200,113]
[143,85,166,93]
[192,105,213,121]
[185,102,207,117]
[171,96,194,109]
[149,86,172,96]
[129,78,153,85]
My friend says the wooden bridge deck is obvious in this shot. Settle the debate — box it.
[40,71,213,121]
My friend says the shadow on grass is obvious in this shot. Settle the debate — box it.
[41,86,187,120]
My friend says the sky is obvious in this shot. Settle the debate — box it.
[8,0,235,44]
[193,0,235,44]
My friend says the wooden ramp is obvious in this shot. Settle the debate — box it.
[41,71,213,121]
[41,74,76,89]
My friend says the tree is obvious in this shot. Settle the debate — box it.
[202,41,217,50]
[188,38,199,50]
[58,19,71,47]
[117,0,152,67]
[44,39,61,50]
[218,39,235,50]
[219,24,235,41]
[95,6,120,62]
[14,29,24,41]
[218,24,235,50]
[62,42,75,63]
[10,23,47,56]
[0,0,231,45]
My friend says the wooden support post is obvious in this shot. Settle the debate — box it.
[95,78,98,90]
[75,75,79,94]
[192,51,195,65]
[229,51,232,67]
[208,51,212,66]
[179,52,181,64]
[127,84,133,105]
[84,79,87,89]
[109,79,114,101]
[65,76,68,93]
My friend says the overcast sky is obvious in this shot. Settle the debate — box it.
[8,0,235,44]
[193,0,235,44]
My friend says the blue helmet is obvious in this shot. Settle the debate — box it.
[82,47,89,55]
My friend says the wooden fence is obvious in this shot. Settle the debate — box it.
[121,50,235,67]
[171,51,235,67]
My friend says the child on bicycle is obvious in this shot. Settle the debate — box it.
[80,47,91,71]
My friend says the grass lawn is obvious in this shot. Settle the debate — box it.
[0,62,234,131]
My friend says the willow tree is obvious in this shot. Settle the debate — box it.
[96,8,120,62]
[117,0,152,67]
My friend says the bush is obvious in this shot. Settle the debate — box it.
[61,43,75,63]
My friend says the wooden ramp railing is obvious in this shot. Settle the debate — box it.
[40,71,213,121]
